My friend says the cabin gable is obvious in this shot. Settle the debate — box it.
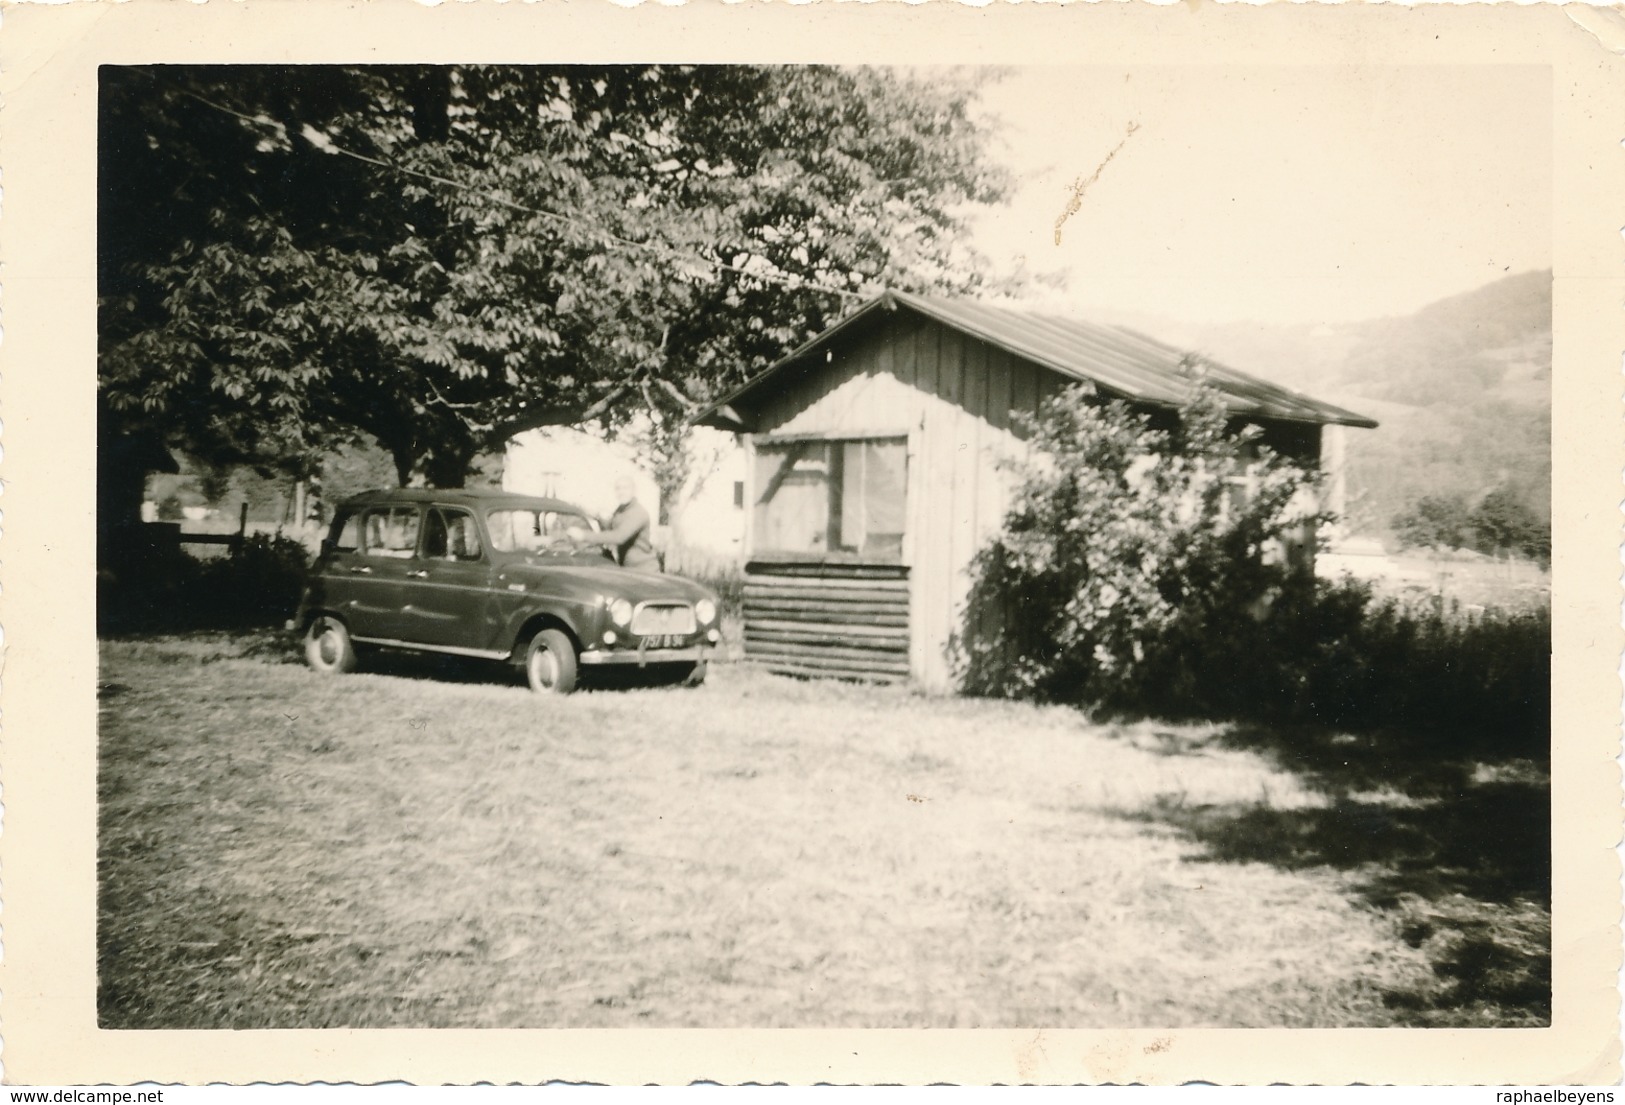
[739,312,1064,691]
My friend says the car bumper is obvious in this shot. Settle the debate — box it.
[580,645,709,667]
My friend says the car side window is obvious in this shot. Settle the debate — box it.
[542,511,592,536]
[362,506,421,558]
[330,512,360,553]
[423,508,483,562]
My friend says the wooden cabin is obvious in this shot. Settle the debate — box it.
[697,291,1376,692]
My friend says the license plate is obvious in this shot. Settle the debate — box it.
[631,604,696,636]
[640,634,685,650]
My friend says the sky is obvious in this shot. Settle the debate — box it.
[963,66,1552,328]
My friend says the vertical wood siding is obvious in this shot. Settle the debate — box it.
[747,312,1046,692]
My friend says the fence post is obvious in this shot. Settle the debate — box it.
[235,502,249,552]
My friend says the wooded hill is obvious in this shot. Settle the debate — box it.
[1109,270,1552,545]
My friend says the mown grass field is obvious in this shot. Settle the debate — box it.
[98,632,1548,1029]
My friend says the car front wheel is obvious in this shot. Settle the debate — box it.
[524,628,579,695]
[305,616,358,675]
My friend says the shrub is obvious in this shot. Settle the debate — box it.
[1161,576,1549,754]
[98,538,207,635]
[1468,488,1549,562]
[1310,590,1549,753]
[959,381,1325,710]
[195,534,312,628]
[1393,494,1473,551]
[959,384,1549,754]
[102,533,312,634]
[1392,488,1549,563]
[662,544,744,623]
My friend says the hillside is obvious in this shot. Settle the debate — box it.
[1108,271,1552,542]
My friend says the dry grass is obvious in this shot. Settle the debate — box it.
[98,632,1548,1028]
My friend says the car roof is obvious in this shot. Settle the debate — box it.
[337,488,590,515]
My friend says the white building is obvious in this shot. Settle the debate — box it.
[502,424,747,560]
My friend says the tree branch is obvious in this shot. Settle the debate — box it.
[425,378,497,435]
[483,380,638,446]
[656,377,701,414]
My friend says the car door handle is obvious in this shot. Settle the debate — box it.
[349,566,373,575]
[406,569,429,579]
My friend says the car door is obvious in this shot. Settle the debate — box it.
[308,508,366,621]
[403,505,499,651]
[345,504,424,642]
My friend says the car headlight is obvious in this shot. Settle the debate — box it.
[695,598,717,625]
[607,598,633,627]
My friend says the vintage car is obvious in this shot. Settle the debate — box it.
[292,488,721,693]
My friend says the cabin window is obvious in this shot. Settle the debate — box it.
[1223,471,1259,521]
[753,436,907,561]
[1223,466,1317,574]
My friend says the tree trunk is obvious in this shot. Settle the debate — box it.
[388,444,416,488]
[416,447,475,490]
[382,438,476,489]
[664,498,688,554]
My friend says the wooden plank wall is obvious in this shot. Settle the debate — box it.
[743,562,910,683]
[898,319,1040,691]
[750,312,1046,692]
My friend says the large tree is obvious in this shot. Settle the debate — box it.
[100,65,1011,487]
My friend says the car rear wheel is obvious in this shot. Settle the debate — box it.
[524,628,578,695]
[305,616,358,675]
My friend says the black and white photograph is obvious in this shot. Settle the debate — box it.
[93,56,1555,1026]
[4,0,1620,1087]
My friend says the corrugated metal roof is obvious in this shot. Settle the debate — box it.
[698,291,1378,431]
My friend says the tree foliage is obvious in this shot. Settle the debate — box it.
[1392,488,1549,562]
[1391,494,1474,553]
[100,65,1011,486]
[1468,488,1549,560]
[959,383,1326,708]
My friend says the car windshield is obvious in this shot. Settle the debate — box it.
[486,508,595,554]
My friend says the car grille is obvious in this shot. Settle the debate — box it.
[631,603,696,637]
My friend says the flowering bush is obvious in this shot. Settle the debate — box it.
[960,384,1549,752]
[958,382,1325,709]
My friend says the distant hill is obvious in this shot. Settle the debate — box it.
[1104,271,1552,543]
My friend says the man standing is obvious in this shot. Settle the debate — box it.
[575,475,659,571]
